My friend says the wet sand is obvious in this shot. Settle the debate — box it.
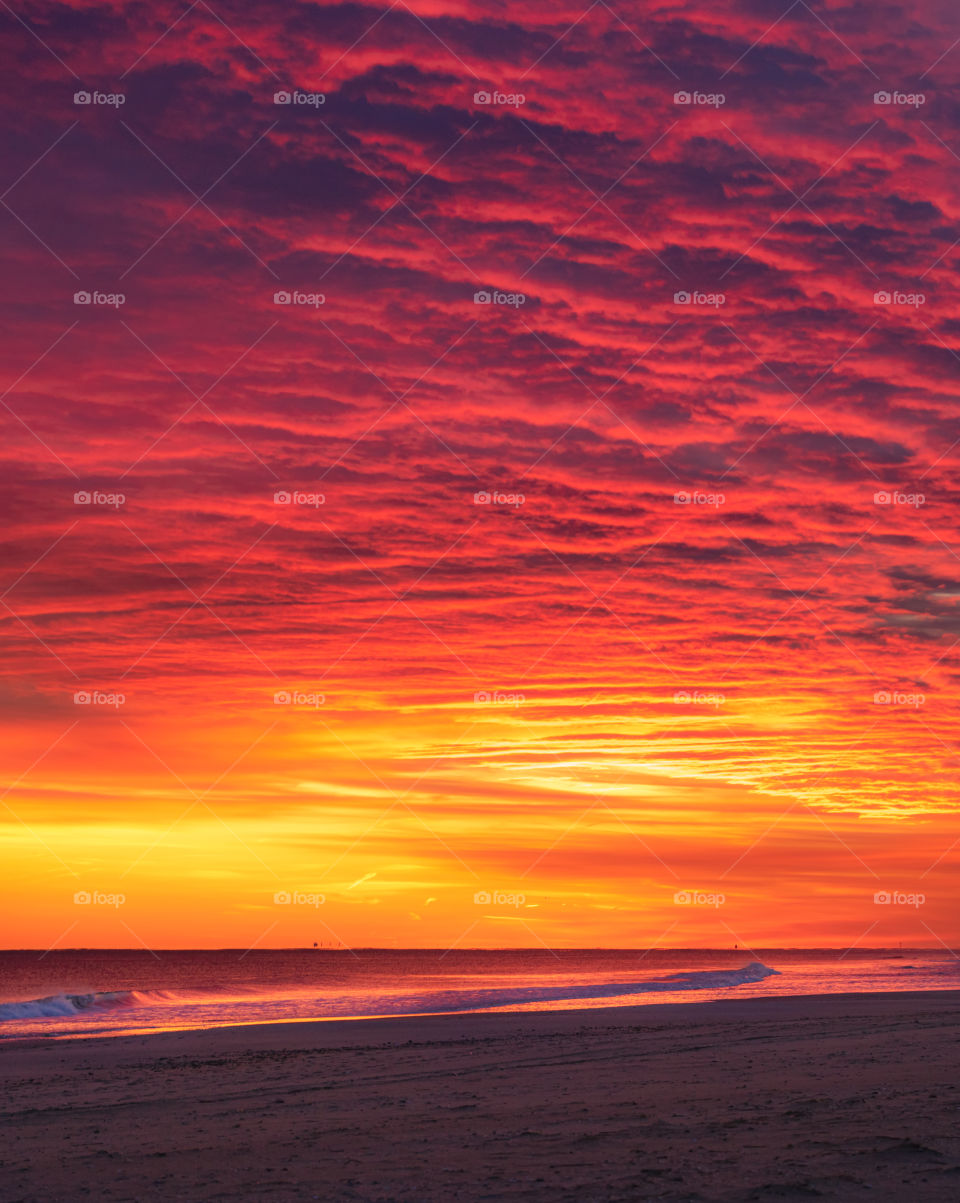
[3,990,960,1201]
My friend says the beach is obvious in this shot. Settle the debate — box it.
[3,990,960,1202]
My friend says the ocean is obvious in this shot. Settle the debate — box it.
[0,948,955,1041]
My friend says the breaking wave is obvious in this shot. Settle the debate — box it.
[0,987,219,1023]
[429,961,782,1011]
[0,991,136,1021]
[0,962,781,1032]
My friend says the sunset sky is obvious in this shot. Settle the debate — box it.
[2,0,959,952]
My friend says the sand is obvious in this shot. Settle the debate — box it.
[3,989,960,1201]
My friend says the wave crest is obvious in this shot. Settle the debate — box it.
[0,962,782,1027]
[0,990,135,1021]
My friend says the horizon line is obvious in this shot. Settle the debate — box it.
[0,945,944,954]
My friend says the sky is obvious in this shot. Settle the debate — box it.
[2,0,959,952]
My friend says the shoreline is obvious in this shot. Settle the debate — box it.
[3,984,960,1056]
[5,989,960,1201]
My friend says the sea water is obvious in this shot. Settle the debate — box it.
[0,947,954,1040]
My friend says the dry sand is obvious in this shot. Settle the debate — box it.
[3,989,960,1201]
